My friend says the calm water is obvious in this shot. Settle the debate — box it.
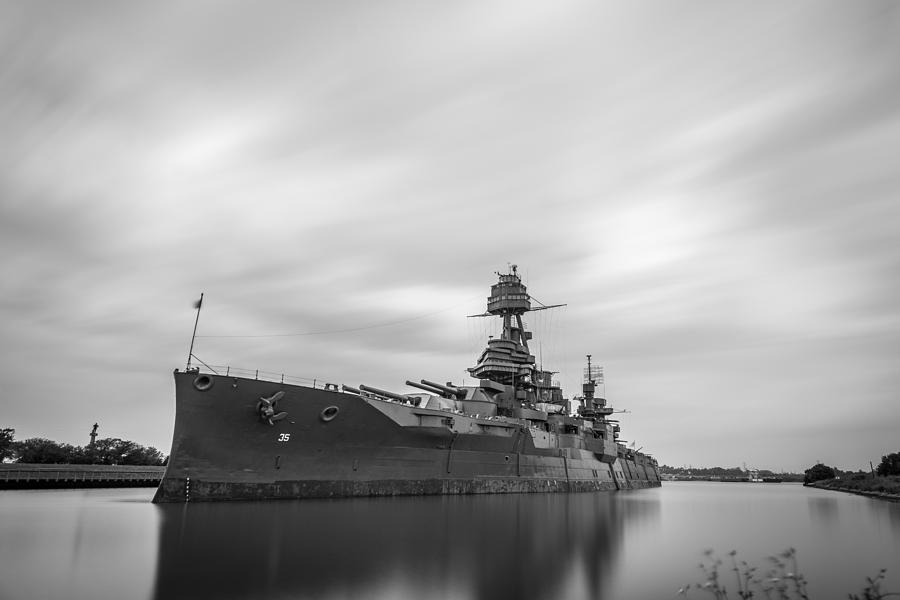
[0,482,897,600]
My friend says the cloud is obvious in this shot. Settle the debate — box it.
[1,1,897,471]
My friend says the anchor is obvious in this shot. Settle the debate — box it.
[257,391,288,425]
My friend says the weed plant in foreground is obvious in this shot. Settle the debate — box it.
[677,548,895,599]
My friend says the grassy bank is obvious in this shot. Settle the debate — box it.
[808,475,900,501]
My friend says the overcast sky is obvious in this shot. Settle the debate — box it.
[2,1,898,472]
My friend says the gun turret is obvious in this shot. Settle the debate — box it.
[405,380,448,396]
[359,384,415,404]
[342,385,361,395]
[421,379,466,399]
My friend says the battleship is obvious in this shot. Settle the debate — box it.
[153,267,660,502]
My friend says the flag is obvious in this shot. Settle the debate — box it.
[193,295,203,309]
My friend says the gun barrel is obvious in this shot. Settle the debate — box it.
[359,384,412,403]
[342,385,361,395]
[405,380,447,395]
[421,379,465,398]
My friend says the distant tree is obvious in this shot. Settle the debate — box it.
[120,443,165,466]
[14,438,77,464]
[74,437,166,466]
[0,428,15,461]
[0,428,165,466]
[85,437,126,465]
[804,463,836,484]
[876,452,900,476]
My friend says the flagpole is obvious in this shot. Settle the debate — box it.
[186,293,203,371]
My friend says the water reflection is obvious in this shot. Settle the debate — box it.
[0,489,159,600]
[152,492,654,600]
[888,501,900,537]
[3,485,896,600]
[807,496,839,526]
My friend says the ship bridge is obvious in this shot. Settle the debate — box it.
[467,266,564,396]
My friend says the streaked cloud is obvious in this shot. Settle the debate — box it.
[1,0,897,471]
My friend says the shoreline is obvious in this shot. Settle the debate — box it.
[806,479,900,503]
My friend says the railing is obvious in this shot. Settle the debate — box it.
[0,465,166,488]
[196,365,324,388]
[1,470,162,482]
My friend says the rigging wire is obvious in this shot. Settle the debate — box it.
[197,293,484,338]
[530,295,552,308]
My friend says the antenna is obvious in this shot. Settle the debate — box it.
[186,293,204,370]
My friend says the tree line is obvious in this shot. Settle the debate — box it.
[803,451,900,484]
[658,465,788,478]
[0,427,166,466]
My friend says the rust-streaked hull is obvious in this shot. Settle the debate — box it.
[153,371,660,503]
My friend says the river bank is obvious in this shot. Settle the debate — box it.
[807,475,900,502]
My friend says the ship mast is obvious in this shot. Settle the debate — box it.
[467,266,565,403]
[186,293,203,371]
[578,354,613,421]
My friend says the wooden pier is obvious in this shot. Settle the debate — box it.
[0,463,165,489]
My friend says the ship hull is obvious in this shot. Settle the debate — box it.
[153,371,660,503]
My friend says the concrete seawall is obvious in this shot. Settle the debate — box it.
[0,463,165,489]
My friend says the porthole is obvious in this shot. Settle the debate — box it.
[320,405,340,422]
[193,375,214,391]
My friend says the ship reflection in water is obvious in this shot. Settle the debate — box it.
[152,491,660,600]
